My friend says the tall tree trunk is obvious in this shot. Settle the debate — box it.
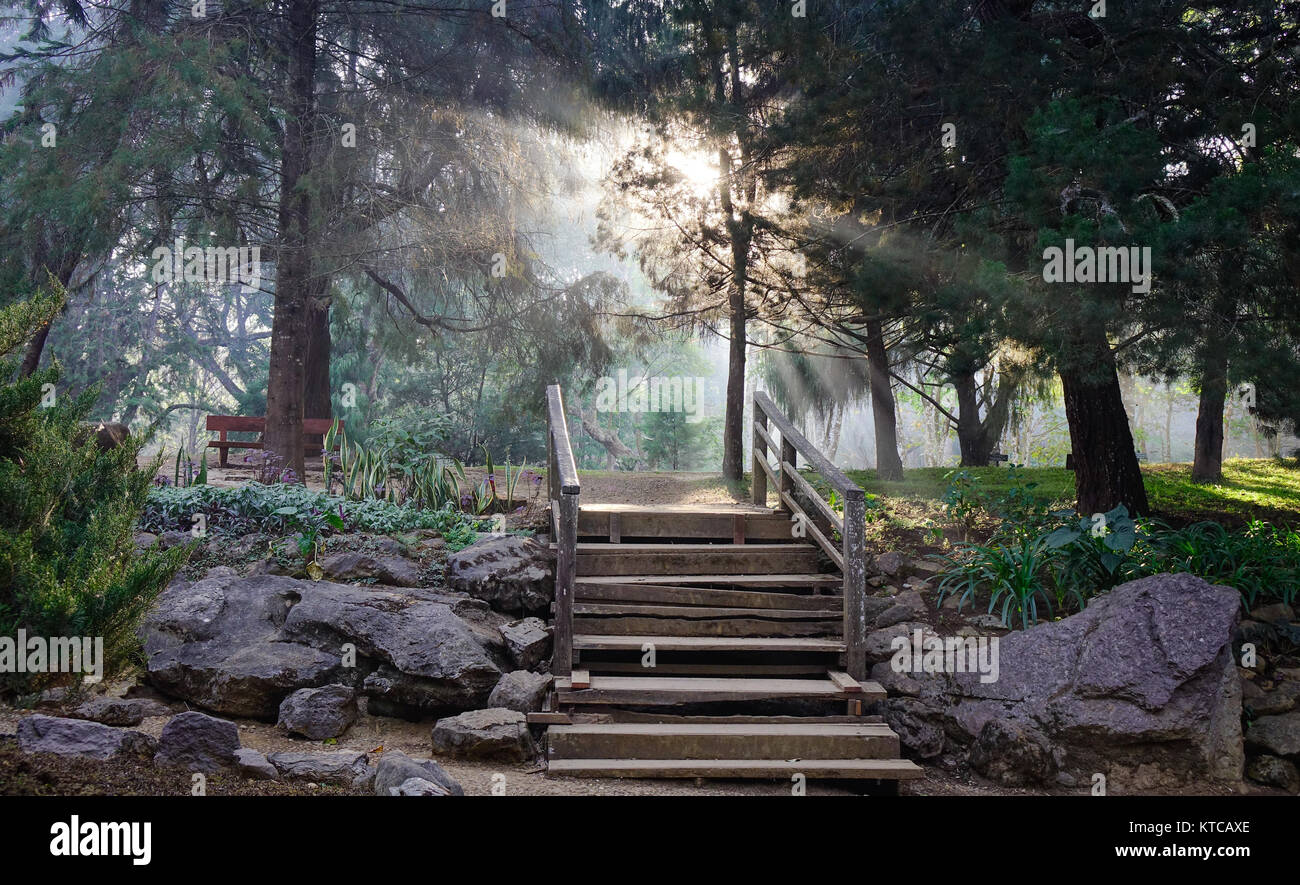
[721,281,747,481]
[1059,326,1150,516]
[19,252,79,377]
[263,0,318,482]
[865,319,904,480]
[1191,345,1228,483]
[303,276,332,419]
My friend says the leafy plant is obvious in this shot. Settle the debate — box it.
[934,535,1056,629]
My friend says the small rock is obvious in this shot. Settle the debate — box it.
[968,718,1057,787]
[277,684,358,740]
[318,552,420,587]
[864,622,936,661]
[488,670,553,713]
[1245,712,1300,756]
[17,714,156,761]
[1246,755,1300,793]
[373,749,463,796]
[499,617,551,670]
[431,708,535,761]
[392,777,452,796]
[70,696,171,727]
[872,552,907,577]
[233,748,278,780]
[870,661,921,697]
[134,532,158,551]
[872,603,915,629]
[966,614,1007,630]
[268,750,370,784]
[1249,602,1296,623]
[1248,681,1300,717]
[154,711,241,773]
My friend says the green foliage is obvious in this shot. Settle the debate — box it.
[141,483,488,551]
[935,499,1300,628]
[0,290,186,693]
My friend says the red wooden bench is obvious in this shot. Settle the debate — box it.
[206,416,341,467]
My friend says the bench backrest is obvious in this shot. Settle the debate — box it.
[207,416,340,434]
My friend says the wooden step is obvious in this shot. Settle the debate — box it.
[575,543,822,577]
[572,634,845,653]
[546,758,925,780]
[578,574,842,587]
[548,722,899,760]
[553,674,886,705]
[578,505,796,542]
[574,581,842,611]
[573,615,839,638]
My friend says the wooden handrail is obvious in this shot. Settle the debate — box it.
[751,390,869,680]
[546,384,579,678]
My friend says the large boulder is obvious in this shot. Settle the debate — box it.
[318,552,421,587]
[142,570,501,720]
[154,711,241,772]
[883,574,1244,791]
[373,749,463,796]
[142,573,343,718]
[277,684,358,740]
[17,714,156,761]
[431,708,535,761]
[281,582,502,717]
[445,535,553,615]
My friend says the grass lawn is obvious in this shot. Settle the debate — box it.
[842,458,1300,527]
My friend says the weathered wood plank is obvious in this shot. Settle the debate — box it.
[547,722,898,761]
[573,603,840,620]
[546,758,925,779]
[571,634,845,653]
[827,671,862,693]
[572,616,840,638]
[576,573,841,588]
[573,581,843,611]
[553,675,865,705]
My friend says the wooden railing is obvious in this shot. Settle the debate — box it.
[751,391,868,679]
[546,384,580,678]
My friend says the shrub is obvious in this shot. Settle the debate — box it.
[0,289,187,693]
[140,482,489,550]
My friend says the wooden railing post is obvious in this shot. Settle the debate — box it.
[779,436,797,513]
[843,490,867,680]
[751,397,768,507]
[545,384,580,679]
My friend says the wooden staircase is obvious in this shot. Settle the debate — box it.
[535,386,922,790]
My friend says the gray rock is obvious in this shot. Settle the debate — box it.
[872,552,907,577]
[154,711,241,772]
[70,696,171,727]
[1245,712,1300,757]
[864,622,936,662]
[373,749,464,796]
[488,670,553,713]
[1249,602,1295,623]
[318,552,420,587]
[233,748,278,780]
[268,750,370,784]
[134,532,158,551]
[142,572,501,719]
[17,714,156,761]
[278,684,358,740]
[892,573,1245,790]
[499,617,551,670]
[431,708,535,761]
[391,777,451,796]
[880,698,945,758]
[281,582,502,716]
[1246,755,1300,793]
[1247,681,1300,717]
[968,718,1057,786]
[445,535,554,615]
[142,573,343,718]
[870,660,922,697]
[873,604,915,629]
